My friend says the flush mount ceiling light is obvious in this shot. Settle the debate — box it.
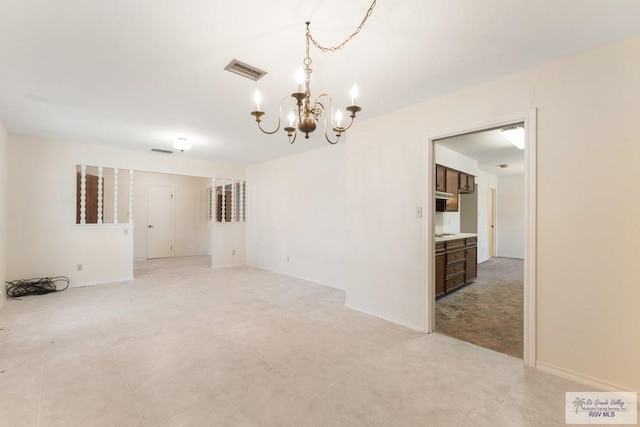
[501,125,525,150]
[173,138,192,153]
[250,1,377,144]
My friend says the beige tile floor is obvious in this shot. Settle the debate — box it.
[0,256,603,426]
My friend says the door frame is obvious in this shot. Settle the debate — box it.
[488,187,496,258]
[146,184,175,259]
[425,109,537,367]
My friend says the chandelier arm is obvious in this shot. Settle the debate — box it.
[324,130,340,145]
[307,0,377,53]
[313,94,335,127]
[288,131,298,144]
[340,116,356,132]
[254,94,291,135]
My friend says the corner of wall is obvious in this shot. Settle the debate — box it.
[0,121,8,308]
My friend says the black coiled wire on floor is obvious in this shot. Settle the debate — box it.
[5,276,70,298]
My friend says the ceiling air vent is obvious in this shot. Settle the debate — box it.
[224,59,267,81]
[151,148,173,154]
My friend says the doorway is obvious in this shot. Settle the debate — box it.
[147,185,174,259]
[426,110,537,366]
[488,187,496,258]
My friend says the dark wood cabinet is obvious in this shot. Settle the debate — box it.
[435,236,478,297]
[435,254,445,296]
[445,168,459,212]
[435,241,446,297]
[459,173,475,194]
[465,246,477,281]
[435,164,446,192]
[435,164,474,212]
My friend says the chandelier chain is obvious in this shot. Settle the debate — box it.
[306,0,377,53]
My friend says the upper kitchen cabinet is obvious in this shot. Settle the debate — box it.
[435,164,475,212]
[445,168,459,211]
[459,172,475,194]
[436,164,446,192]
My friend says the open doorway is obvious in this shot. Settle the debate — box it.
[133,172,212,262]
[431,123,527,359]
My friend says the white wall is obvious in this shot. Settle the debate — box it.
[132,172,211,260]
[246,144,347,289]
[496,174,524,259]
[476,171,498,263]
[346,36,640,391]
[7,135,244,286]
[0,120,8,307]
[211,224,246,268]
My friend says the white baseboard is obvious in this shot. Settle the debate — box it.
[70,275,135,287]
[344,302,425,332]
[244,263,345,291]
[536,361,638,393]
[211,263,246,270]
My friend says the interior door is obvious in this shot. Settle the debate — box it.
[488,187,496,258]
[147,185,174,259]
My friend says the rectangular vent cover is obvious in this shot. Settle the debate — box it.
[224,59,267,81]
[151,148,173,154]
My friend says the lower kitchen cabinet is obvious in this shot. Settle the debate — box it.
[435,254,445,296]
[435,242,446,296]
[436,237,477,297]
[466,246,477,281]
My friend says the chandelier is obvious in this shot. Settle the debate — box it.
[250,1,377,144]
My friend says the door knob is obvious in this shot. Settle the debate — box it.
[148,225,154,228]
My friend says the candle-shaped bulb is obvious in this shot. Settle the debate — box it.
[335,109,344,128]
[296,68,305,93]
[254,89,262,111]
[288,110,296,127]
[350,84,359,106]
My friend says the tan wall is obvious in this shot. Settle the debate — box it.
[346,36,640,390]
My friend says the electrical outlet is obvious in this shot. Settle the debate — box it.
[287,256,290,263]
[77,264,83,271]
[232,250,236,256]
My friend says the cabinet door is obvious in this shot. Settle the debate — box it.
[445,169,459,211]
[459,173,475,193]
[435,254,445,296]
[435,164,446,192]
[466,174,475,193]
[465,246,477,281]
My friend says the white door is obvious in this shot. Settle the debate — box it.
[147,185,174,259]
[488,187,496,258]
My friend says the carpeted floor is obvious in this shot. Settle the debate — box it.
[435,257,523,358]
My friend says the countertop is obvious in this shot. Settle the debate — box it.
[435,233,477,243]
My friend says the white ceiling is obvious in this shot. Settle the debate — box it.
[437,128,525,177]
[1,1,639,164]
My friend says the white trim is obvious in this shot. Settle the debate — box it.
[345,302,425,332]
[536,361,638,393]
[425,109,538,368]
[426,138,436,333]
[244,263,345,292]
[523,108,538,367]
[69,275,135,288]
[72,223,133,230]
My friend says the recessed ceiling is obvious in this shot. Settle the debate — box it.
[0,1,639,164]
[437,127,525,177]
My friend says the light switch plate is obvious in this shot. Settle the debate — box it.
[416,207,423,218]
